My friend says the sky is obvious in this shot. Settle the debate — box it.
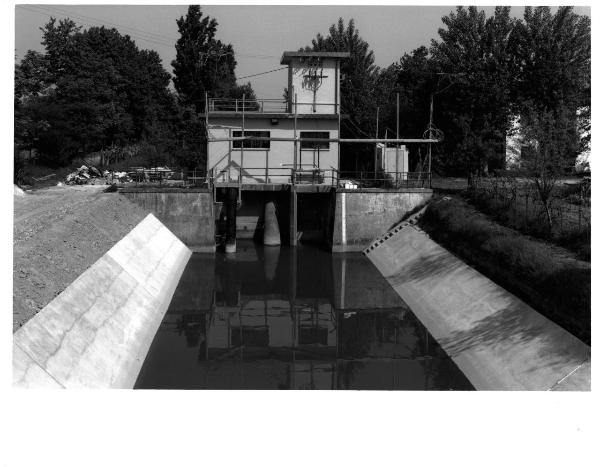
[15,4,591,99]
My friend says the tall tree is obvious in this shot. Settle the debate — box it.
[303,18,380,172]
[172,5,242,112]
[512,6,591,165]
[16,18,176,166]
[430,6,518,176]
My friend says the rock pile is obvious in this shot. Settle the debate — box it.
[65,166,132,185]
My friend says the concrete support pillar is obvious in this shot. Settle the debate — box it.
[225,187,238,254]
[263,201,281,246]
[289,188,298,246]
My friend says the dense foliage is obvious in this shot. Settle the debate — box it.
[15,5,256,170]
[302,7,590,176]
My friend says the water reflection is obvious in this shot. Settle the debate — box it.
[135,242,474,390]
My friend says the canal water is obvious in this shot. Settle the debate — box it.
[135,241,473,390]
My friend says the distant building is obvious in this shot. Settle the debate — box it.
[506,108,591,172]
[203,51,350,185]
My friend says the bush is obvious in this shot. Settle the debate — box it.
[420,197,590,344]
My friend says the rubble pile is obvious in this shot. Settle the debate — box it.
[64,165,176,185]
[64,165,131,185]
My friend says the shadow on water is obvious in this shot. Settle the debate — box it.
[135,241,474,390]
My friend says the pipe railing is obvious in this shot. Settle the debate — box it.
[118,167,213,188]
[336,170,432,189]
[208,98,341,114]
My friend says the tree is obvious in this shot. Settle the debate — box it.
[512,6,591,167]
[15,18,176,166]
[519,103,575,231]
[172,5,238,112]
[430,6,518,176]
[303,18,380,172]
[375,46,439,171]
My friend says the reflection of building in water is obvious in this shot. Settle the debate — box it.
[136,242,473,390]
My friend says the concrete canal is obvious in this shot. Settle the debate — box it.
[134,241,473,390]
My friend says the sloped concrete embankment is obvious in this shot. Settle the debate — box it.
[13,214,192,388]
[363,217,591,391]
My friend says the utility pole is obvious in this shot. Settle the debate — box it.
[396,93,400,186]
[374,106,379,175]
[205,91,209,174]
[428,93,433,177]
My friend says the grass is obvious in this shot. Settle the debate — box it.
[419,196,590,344]
[466,182,591,261]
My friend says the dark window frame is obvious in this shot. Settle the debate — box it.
[300,131,330,150]
[232,130,271,149]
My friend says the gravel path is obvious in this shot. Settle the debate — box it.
[13,185,149,331]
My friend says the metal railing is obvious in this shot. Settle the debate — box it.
[212,166,339,186]
[336,171,432,189]
[208,98,340,114]
[113,167,212,188]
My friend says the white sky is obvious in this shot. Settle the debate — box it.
[15,4,591,99]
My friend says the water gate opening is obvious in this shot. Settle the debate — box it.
[135,241,473,390]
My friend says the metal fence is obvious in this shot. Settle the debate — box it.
[208,98,340,114]
[337,171,432,189]
[115,167,211,188]
[469,176,591,235]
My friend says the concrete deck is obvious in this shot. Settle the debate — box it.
[364,223,591,391]
[13,214,192,388]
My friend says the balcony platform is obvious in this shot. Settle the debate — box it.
[213,182,335,193]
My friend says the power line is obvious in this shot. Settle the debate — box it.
[236,66,286,80]
[19,4,179,44]
[18,4,280,61]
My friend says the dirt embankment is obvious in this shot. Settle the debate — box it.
[13,185,150,331]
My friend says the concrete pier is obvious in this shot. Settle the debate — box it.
[263,201,281,245]
[13,214,191,388]
[364,221,591,391]
[225,187,238,253]
[121,188,215,252]
[332,188,432,252]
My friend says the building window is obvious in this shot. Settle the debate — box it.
[300,131,330,150]
[233,131,270,149]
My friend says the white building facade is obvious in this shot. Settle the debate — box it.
[204,51,349,185]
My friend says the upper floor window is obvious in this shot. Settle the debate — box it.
[233,131,270,149]
[300,131,330,150]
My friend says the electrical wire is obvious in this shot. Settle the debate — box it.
[236,66,287,81]
[17,4,280,60]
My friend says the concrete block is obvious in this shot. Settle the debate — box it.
[13,214,192,388]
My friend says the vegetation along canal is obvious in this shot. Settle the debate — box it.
[135,241,473,390]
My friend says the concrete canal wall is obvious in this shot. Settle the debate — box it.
[364,221,591,391]
[332,188,432,252]
[121,188,215,252]
[13,214,192,388]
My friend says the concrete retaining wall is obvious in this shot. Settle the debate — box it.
[364,223,591,390]
[13,214,192,388]
[121,189,215,252]
[332,189,432,252]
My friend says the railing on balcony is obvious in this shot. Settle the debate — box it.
[212,166,339,186]
[209,98,289,113]
[208,98,340,114]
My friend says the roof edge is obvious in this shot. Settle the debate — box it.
[280,51,351,65]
